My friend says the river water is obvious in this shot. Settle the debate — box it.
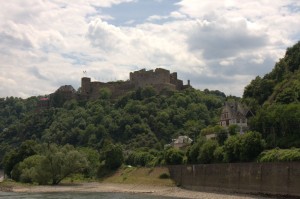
[0,192,179,199]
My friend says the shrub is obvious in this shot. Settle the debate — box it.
[164,148,184,165]
[159,173,170,179]
[258,148,300,162]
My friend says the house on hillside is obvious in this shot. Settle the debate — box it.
[170,136,193,149]
[219,101,254,133]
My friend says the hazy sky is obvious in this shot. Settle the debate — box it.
[1,0,300,98]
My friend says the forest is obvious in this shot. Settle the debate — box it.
[0,41,299,185]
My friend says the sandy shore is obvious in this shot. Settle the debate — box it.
[3,182,269,199]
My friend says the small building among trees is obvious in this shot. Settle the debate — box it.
[220,101,254,133]
[170,136,193,149]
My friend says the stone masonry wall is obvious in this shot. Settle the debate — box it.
[168,162,300,197]
[80,68,186,99]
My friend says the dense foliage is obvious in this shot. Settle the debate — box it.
[10,143,89,185]
[258,148,300,162]
[187,131,266,164]
[0,87,225,181]
[243,41,300,105]
[243,41,300,148]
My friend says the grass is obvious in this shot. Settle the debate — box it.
[0,167,175,188]
[100,166,174,186]
[0,178,33,191]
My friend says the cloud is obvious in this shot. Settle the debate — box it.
[187,18,269,59]
[28,67,49,81]
[87,18,126,51]
[86,18,204,72]
[0,1,300,98]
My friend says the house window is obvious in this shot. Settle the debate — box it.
[224,112,228,119]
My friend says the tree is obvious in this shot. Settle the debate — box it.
[239,131,265,161]
[13,155,45,183]
[105,144,124,170]
[141,86,157,99]
[216,128,228,145]
[198,140,218,164]
[79,147,100,178]
[224,135,241,162]
[99,88,112,100]
[213,146,225,163]
[10,144,88,185]
[228,124,239,135]
[39,144,88,185]
[3,140,38,178]
[164,148,184,165]
[126,151,154,167]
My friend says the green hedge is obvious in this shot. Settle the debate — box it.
[258,148,300,162]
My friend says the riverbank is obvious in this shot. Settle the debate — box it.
[1,182,268,199]
[0,167,270,198]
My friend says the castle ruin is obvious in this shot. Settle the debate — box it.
[80,68,190,99]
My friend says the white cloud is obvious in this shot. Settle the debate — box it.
[0,0,300,98]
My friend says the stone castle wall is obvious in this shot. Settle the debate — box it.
[81,68,187,99]
[130,68,171,88]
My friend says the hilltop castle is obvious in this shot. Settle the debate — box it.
[80,68,190,99]
[48,68,190,103]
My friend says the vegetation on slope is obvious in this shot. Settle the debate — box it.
[0,87,226,184]
[243,41,300,148]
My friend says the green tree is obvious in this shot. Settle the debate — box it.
[216,128,228,145]
[141,86,157,98]
[13,155,45,183]
[79,147,100,178]
[105,144,124,170]
[224,135,241,162]
[40,144,88,185]
[198,140,218,164]
[99,88,112,100]
[213,146,225,163]
[239,131,265,161]
[228,124,239,135]
[164,148,184,165]
[3,140,38,178]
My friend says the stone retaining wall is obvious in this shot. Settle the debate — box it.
[168,162,300,197]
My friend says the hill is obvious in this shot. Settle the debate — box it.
[243,41,300,148]
[0,87,226,169]
[243,41,300,105]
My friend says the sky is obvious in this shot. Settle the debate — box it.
[1,0,300,98]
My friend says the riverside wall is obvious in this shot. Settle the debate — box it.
[168,162,300,197]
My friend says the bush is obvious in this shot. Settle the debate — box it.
[239,131,265,161]
[198,140,218,164]
[258,148,300,162]
[224,131,265,162]
[164,148,184,165]
[126,151,154,167]
[159,173,170,179]
[105,144,124,170]
[213,146,225,163]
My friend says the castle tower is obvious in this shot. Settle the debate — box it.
[81,77,91,95]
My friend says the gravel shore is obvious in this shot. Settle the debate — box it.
[7,182,269,199]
